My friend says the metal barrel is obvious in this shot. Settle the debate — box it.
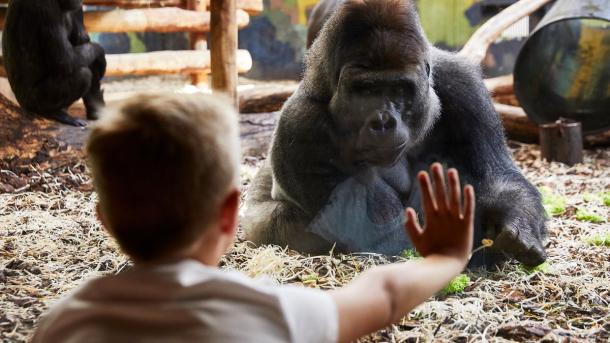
[514,0,610,133]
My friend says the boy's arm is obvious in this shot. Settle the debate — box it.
[330,164,475,343]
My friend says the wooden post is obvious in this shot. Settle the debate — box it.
[188,0,209,86]
[539,119,584,166]
[210,0,238,108]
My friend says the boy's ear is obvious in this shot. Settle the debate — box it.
[219,189,240,235]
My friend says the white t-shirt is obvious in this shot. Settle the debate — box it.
[32,260,338,343]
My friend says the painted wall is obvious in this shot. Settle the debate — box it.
[238,0,525,80]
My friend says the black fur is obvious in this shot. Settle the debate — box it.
[3,0,106,126]
[244,0,547,267]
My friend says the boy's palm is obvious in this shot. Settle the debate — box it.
[405,164,475,262]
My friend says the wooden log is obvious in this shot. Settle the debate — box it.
[235,78,519,116]
[0,0,264,14]
[0,50,252,77]
[67,8,249,33]
[494,103,610,148]
[210,0,238,108]
[460,0,553,64]
[239,84,299,113]
[484,74,514,96]
[494,94,520,107]
[105,50,252,76]
[240,111,279,156]
[494,103,539,144]
[539,120,584,165]
[188,0,209,86]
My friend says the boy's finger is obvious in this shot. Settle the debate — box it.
[447,169,462,217]
[418,171,437,213]
[463,185,475,227]
[431,163,448,212]
[405,208,424,238]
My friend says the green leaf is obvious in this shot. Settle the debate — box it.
[440,274,470,295]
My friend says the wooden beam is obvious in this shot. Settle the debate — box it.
[460,0,553,64]
[104,50,252,76]
[0,0,264,14]
[210,0,238,108]
[0,7,250,33]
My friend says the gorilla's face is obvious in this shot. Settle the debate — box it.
[329,61,440,170]
[58,0,83,11]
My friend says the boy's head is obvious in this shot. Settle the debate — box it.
[87,93,240,262]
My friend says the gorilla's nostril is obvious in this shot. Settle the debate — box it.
[369,119,384,132]
[384,117,397,130]
[368,116,396,133]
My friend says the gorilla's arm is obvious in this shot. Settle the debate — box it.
[422,50,547,265]
[270,92,347,216]
[69,8,91,45]
[38,7,101,74]
[426,51,517,177]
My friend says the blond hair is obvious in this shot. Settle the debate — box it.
[87,93,240,261]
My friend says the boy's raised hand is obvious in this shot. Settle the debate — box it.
[332,163,476,343]
[405,163,475,264]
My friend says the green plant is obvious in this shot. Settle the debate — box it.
[519,262,551,274]
[539,186,566,216]
[400,249,422,260]
[441,274,470,295]
[585,233,610,247]
[603,192,610,207]
[575,209,604,224]
[583,193,597,203]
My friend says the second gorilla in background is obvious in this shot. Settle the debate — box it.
[3,0,106,126]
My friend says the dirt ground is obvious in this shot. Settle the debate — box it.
[0,90,609,342]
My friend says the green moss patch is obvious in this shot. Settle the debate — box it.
[400,249,422,260]
[441,274,470,295]
[575,209,605,224]
[519,262,551,275]
[539,186,567,216]
[585,233,610,247]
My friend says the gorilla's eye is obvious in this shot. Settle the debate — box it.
[425,62,431,77]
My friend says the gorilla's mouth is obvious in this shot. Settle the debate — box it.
[352,142,407,167]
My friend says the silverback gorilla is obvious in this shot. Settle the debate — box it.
[244,0,547,267]
[3,0,106,126]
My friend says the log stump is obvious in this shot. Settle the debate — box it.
[539,119,584,166]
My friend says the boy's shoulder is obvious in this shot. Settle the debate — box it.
[33,259,338,343]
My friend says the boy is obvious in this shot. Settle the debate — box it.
[33,93,474,343]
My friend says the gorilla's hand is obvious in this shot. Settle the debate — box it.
[481,178,547,266]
